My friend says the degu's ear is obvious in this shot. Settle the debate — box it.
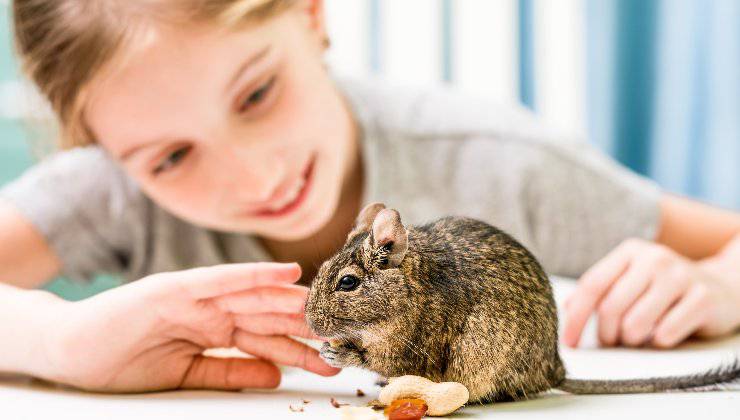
[347,202,386,242]
[368,208,408,268]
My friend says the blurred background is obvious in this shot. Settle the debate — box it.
[1,0,739,299]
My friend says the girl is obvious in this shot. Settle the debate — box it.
[1,0,739,393]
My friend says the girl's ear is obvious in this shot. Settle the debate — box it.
[370,208,408,268]
[304,0,328,48]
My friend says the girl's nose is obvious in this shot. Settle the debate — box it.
[220,143,286,204]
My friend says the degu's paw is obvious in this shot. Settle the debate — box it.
[320,341,365,368]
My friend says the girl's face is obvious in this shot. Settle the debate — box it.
[85,3,357,241]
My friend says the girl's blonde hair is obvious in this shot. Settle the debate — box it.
[13,0,296,150]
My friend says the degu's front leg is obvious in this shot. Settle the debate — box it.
[319,341,367,368]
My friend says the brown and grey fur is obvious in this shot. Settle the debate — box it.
[304,203,740,403]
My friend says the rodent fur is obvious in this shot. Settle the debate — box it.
[304,203,740,402]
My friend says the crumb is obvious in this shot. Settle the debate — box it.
[289,404,304,412]
[366,399,385,410]
[356,388,365,397]
[302,399,311,404]
[331,397,350,408]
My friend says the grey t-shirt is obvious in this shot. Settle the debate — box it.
[0,77,661,283]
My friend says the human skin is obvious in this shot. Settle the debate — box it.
[564,195,740,348]
[0,262,339,392]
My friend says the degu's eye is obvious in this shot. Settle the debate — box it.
[336,274,360,292]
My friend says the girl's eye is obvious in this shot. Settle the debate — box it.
[238,77,276,113]
[153,146,191,175]
[336,274,360,292]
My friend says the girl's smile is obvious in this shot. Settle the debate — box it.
[238,152,316,218]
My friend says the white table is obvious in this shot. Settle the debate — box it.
[2,278,738,420]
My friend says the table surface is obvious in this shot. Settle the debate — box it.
[2,278,739,420]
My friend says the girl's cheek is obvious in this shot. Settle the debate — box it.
[136,169,208,218]
[263,75,317,149]
[268,80,298,129]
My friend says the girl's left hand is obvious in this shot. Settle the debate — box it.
[563,238,740,348]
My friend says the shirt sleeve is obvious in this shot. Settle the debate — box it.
[521,137,662,278]
[0,146,148,283]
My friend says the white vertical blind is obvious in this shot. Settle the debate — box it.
[453,0,519,104]
[379,0,443,85]
[533,0,587,135]
[323,0,587,136]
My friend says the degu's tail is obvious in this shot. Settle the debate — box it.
[556,359,740,395]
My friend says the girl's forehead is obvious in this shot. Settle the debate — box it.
[93,20,273,96]
[84,18,283,150]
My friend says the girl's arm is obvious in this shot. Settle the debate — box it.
[0,200,62,289]
[1,261,338,391]
[0,200,72,376]
[0,283,65,376]
[656,193,740,259]
[563,193,740,348]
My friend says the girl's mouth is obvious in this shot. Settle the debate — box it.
[251,154,316,218]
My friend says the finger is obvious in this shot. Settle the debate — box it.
[179,356,281,390]
[563,245,634,347]
[620,273,686,346]
[234,313,323,340]
[174,262,302,299]
[233,330,340,377]
[595,260,653,346]
[214,285,309,315]
[651,285,710,348]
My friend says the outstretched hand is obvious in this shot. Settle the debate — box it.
[40,262,339,392]
[563,239,740,349]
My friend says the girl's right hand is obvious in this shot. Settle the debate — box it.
[39,262,339,392]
